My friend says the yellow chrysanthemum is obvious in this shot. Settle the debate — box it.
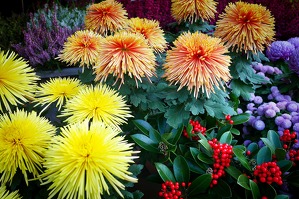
[57,30,102,69]
[0,109,56,185]
[0,185,21,199]
[0,50,39,112]
[85,0,128,35]
[41,121,138,199]
[125,17,167,53]
[93,31,156,86]
[60,84,132,129]
[171,0,217,24]
[214,1,275,54]
[34,77,83,112]
[163,31,231,98]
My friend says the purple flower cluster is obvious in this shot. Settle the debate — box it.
[251,62,282,84]
[12,8,79,68]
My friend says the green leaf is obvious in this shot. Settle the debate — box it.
[130,92,147,107]
[132,120,155,136]
[204,100,235,118]
[219,131,232,144]
[185,158,206,174]
[247,142,259,154]
[155,162,176,182]
[230,79,254,101]
[197,152,214,164]
[212,179,232,198]
[230,128,240,135]
[250,180,261,199]
[225,166,243,180]
[173,156,190,183]
[277,160,293,173]
[185,98,205,115]
[165,104,190,128]
[188,174,212,196]
[275,195,290,199]
[275,148,287,161]
[286,171,299,187]
[128,164,144,177]
[168,125,183,145]
[261,138,275,154]
[257,146,272,165]
[237,174,251,190]
[233,147,252,171]
[198,133,213,155]
[216,124,232,140]
[130,134,159,153]
[267,130,282,148]
[231,113,250,125]
[132,190,144,199]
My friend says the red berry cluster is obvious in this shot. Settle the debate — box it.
[280,129,298,150]
[253,162,283,185]
[158,181,191,199]
[288,149,299,166]
[225,115,234,125]
[208,138,233,187]
[182,119,206,141]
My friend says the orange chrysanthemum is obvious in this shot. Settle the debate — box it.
[214,1,275,54]
[85,0,128,35]
[57,30,102,69]
[125,17,167,53]
[163,31,231,98]
[93,31,156,86]
[171,0,217,24]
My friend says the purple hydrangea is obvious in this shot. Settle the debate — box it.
[288,37,299,49]
[266,41,295,61]
[288,48,299,75]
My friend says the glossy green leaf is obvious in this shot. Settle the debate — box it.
[237,174,251,190]
[277,160,293,173]
[231,113,250,125]
[219,131,232,144]
[197,152,214,164]
[155,162,176,182]
[257,146,272,165]
[233,147,252,171]
[259,183,277,199]
[198,133,213,155]
[230,127,240,135]
[132,120,154,136]
[275,195,290,199]
[267,130,282,148]
[275,148,287,161]
[212,179,232,198]
[247,142,259,154]
[173,156,190,183]
[216,124,232,140]
[169,125,183,144]
[185,158,205,174]
[261,138,275,154]
[225,166,243,180]
[149,129,162,143]
[250,180,261,199]
[131,134,159,153]
[188,174,212,196]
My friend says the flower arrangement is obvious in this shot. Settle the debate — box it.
[1,0,299,199]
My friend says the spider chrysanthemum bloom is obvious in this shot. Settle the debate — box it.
[93,31,156,86]
[171,0,217,24]
[0,185,21,199]
[214,1,275,55]
[163,31,231,98]
[41,121,138,199]
[57,30,102,69]
[60,84,132,129]
[0,109,56,185]
[85,0,128,35]
[34,77,83,112]
[0,50,39,112]
[125,17,167,53]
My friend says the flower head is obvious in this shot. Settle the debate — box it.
[93,31,156,86]
[85,0,128,35]
[171,0,217,24]
[288,37,299,49]
[34,77,83,111]
[57,30,102,69]
[214,2,275,54]
[163,31,231,98]
[266,41,295,61]
[288,48,299,75]
[41,121,138,199]
[125,17,167,53]
[60,84,132,129]
[0,50,39,112]
[0,109,56,185]
[0,185,21,199]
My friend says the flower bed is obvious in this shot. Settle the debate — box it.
[0,0,299,199]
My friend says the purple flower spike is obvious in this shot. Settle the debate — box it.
[266,41,295,61]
